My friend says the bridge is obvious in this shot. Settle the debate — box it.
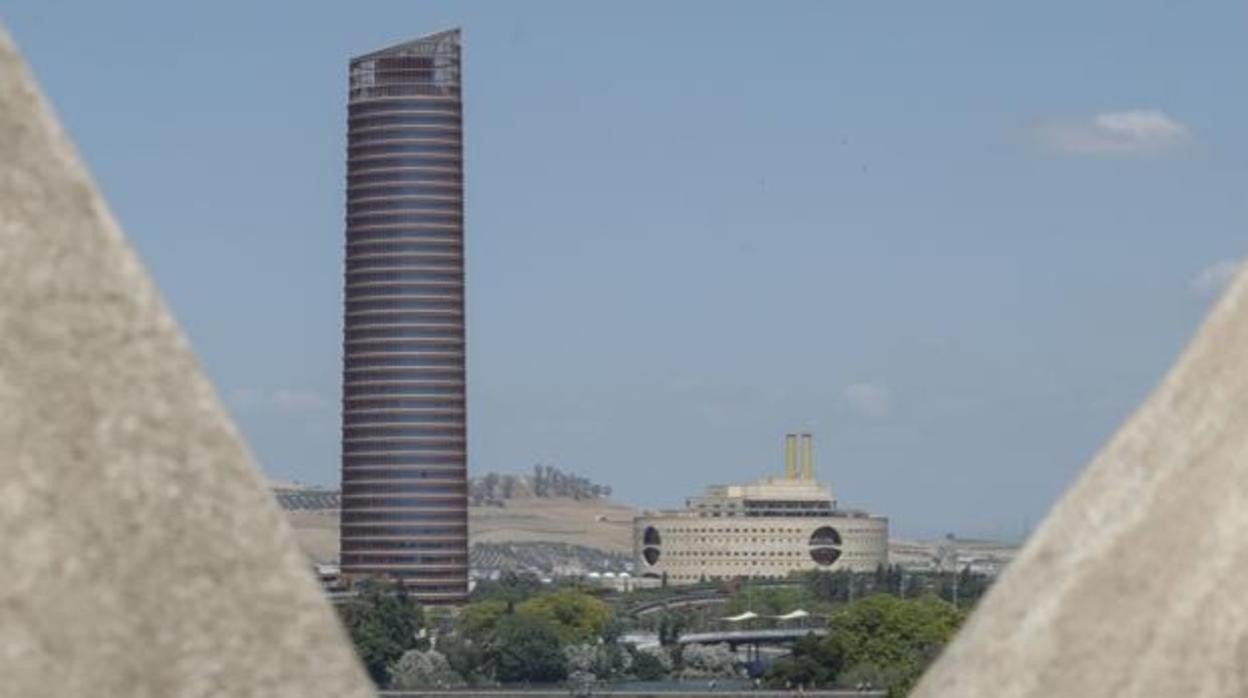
[677,627,826,648]
[379,689,878,694]
[629,593,729,617]
[382,689,879,697]
[625,580,804,617]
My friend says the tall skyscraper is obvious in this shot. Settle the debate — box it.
[339,29,468,603]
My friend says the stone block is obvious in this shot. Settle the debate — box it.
[913,257,1248,695]
[0,25,374,698]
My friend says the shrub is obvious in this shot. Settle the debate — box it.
[630,645,673,681]
[517,590,612,643]
[337,581,425,686]
[387,649,463,690]
[678,643,739,679]
[489,613,568,684]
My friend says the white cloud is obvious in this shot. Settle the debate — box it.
[1190,258,1241,297]
[841,382,893,419]
[1037,109,1192,157]
[229,388,329,414]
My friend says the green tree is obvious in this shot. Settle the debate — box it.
[874,564,889,592]
[387,649,463,690]
[946,566,992,608]
[657,612,687,647]
[437,633,489,686]
[764,594,965,695]
[489,613,568,684]
[725,584,809,617]
[631,648,668,681]
[337,581,425,686]
[826,594,964,696]
[517,589,611,642]
[678,643,740,679]
[765,633,846,688]
[458,598,509,641]
[565,642,625,684]
[470,570,545,604]
[807,569,854,603]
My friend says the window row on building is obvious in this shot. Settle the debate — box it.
[348,170,461,187]
[661,525,813,534]
[339,496,464,509]
[348,185,461,201]
[349,116,461,132]
[340,523,466,535]
[342,470,465,482]
[344,327,462,342]
[342,510,465,523]
[348,155,461,170]
[343,482,464,496]
[344,332,463,347]
[347,229,461,242]
[348,210,462,225]
[345,377,462,390]
[345,298,461,314]
[341,558,466,571]
[344,340,462,355]
[346,253,461,269]
[349,128,461,145]
[345,540,465,550]
[696,510,852,518]
[344,400,463,412]
[344,439,466,449]
[343,419,463,433]
[346,322,464,334]
[349,199,461,215]
[348,99,460,117]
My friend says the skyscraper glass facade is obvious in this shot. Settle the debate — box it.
[340,29,467,603]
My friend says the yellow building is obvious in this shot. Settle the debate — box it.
[634,434,888,584]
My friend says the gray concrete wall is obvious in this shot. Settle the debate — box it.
[0,24,374,698]
[911,224,1248,695]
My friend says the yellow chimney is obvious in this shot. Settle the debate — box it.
[784,434,798,479]
[800,433,814,480]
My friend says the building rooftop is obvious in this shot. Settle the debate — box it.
[351,28,460,63]
[701,475,834,503]
[644,433,891,520]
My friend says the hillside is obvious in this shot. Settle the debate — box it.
[469,493,637,552]
[276,470,639,565]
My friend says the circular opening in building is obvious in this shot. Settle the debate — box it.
[809,526,843,567]
[643,546,661,566]
[810,547,842,566]
[643,526,661,546]
[809,526,842,547]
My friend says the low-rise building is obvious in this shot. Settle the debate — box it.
[634,433,888,584]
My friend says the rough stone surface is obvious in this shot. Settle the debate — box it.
[913,272,1248,692]
[0,27,374,698]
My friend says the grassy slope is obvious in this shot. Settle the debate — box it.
[286,496,640,564]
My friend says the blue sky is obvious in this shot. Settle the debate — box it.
[6,1,1246,538]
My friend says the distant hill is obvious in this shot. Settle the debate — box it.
[469,490,636,553]
[470,465,613,506]
[273,486,339,511]
[471,542,631,576]
[274,469,638,566]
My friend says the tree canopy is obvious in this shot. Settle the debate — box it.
[517,589,612,643]
[766,594,965,696]
[489,612,569,684]
[337,581,425,685]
